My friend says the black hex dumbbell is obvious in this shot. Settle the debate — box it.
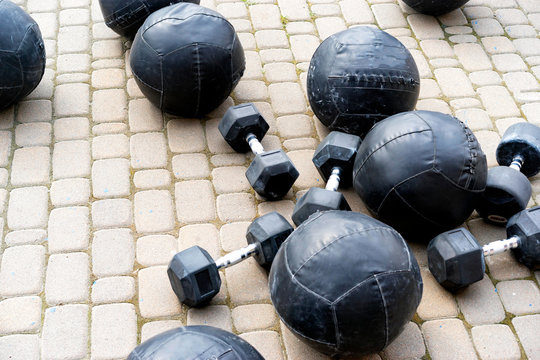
[218,103,299,200]
[428,206,540,291]
[167,212,293,307]
[291,131,361,226]
[476,122,540,225]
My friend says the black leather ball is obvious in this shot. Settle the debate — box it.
[0,0,46,110]
[353,111,487,241]
[307,26,420,138]
[402,0,470,16]
[269,211,423,358]
[130,3,245,117]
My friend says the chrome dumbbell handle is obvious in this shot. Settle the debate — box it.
[215,243,259,270]
[482,236,520,257]
[246,133,264,155]
[325,167,342,192]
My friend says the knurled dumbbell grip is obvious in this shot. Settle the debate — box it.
[482,236,520,257]
[325,167,341,192]
[215,243,259,270]
[246,133,264,155]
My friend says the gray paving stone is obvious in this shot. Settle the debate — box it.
[232,304,277,332]
[512,314,540,360]
[10,147,50,187]
[134,190,175,233]
[4,229,47,247]
[41,304,89,360]
[136,234,177,267]
[0,296,41,335]
[280,322,329,360]
[473,18,505,36]
[422,319,477,360]
[140,320,184,343]
[130,132,168,169]
[91,199,133,229]
[138,266,182,318]
[381,322,426,360]
[187,305,232,331]
[471,324,521,360]
[92,229,134,277]
[54,117,90,141]
[45,253,90,305]
[240,331,284,360]
[91,303,137,360]
[7,186,49,230]
[91,276,136,304]
[52,140,91,180]
[48,206,90,253]
[456,276,505,325]
[497,280,540,315]
[0,334,40,360]
[15,123,52,147]
[175,180,216,224]
[92,159,130,198]
[50,178,91,207]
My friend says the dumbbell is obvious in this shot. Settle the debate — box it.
[476,122,540,225]
[428,206,540,291]
[291,131,361,226]
[167,212,293,307]
[218,103,299,200]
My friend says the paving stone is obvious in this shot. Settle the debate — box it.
[41,304,89,360]
[254,29,289,49]
[211,154,247,167]
[311,3,340,16]
[430,58,460,68]
[92,40,123,59]
[59,8,90,25]
[277,0,310,20]
[175,180,216,223]
[495,117,526,134]
[475,130,501,167]
[0,296,41,335]
[495,8,528,25]
[92,134,129,160]
[408,14,445,39]
[244,51,263,80]
[230,19,252,32]
[0,132,10,168]
[422,319,477,360]
[58,26,89,53]
[0,334,40,360]
[54,117,89,141]
[133,169,171,189]
[92,123,128,135]
[139,266,182,318]
[92,22,120,39]
[219,221,250,252]
[177,224,220,259]
[288,149,319,190]
[233,80,269,102]
[456,276,505,325]
[473,18,505,36]
[260,49,294,64]
[129,99,163,132]
[478,86,520,118]
[238,32,256,50]
[53,140,91,179]
[91,303,137,360]
[15,123,52,147]
[48,206,90,253]
[225,258,270,304]
[471,324,521,360]
[409,49,432,78]
[249,4,281,29]
[339,0,373,24]
[492,53,528,72]
[4,229,46,246]
[283,138,318,151]
[420,40,454,59]
[419,79,442,99]
[496,280,540,315]
[289,35,320,63]
[503,71,540,93]
[167,119,205,153]
[172,154,209,180]
[264,63,298,83]
[417,268,459,320]
[315,17,347,40]
[456,108,493,131]
[372,4,406,29]
[127,78,144,97]
[19,100,52,123]
[212,166,250,194]
[7,186,48,230]
[454,43,492,71]
[50,178,90,207]
[514,38,540,58]
[216,193,257,222]
[134,190,175,233]
[512,314,540,360]
[28,0,57,11]
[381,322,426,360]
[268,82,307,115]
[92,229,134,277]
[32,13,58,39]
[0,107,14,130]
[240,331,284,360]
[140,320,184,343]
[434,68,476,97]
[136,235,177,267]
[286,21,315,34]
[92,199,133,229]
[57,54,91,74]
[187,305,232,331]
[10,147,50,187]
[523,103,540,124]
[505,24,536,38]
[92,89,127,123]
[130,132,168,169]
[91,276,136,304]
[232,304,277,332]
[54,83,90,117]
[44,252,89,306]
[280,322,329,360]
[470,70,503,86]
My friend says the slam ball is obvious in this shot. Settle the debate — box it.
[130,3,245,117]
[307,26,420,138]
[0,0,46,110]
[269,211,423,358]
[98,0,200,37]
[127,326,264,360]
[353,111,487,241]
[402,0,470,16]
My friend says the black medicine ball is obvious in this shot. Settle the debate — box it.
[307,26,420,138]
[402,0,470,16]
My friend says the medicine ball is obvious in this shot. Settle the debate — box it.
[130,3,245,117]
[98,0,200,37]
[307,26,420,138]
[127,326,264,360]
[269,211,423,358]
[0,0,46,110]
[353,111,487,241]
[402,0,470,16]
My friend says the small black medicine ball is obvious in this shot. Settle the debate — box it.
[0,0,46,110]
[402,0,470,16]
[127,326,264,360]
[353,111,487,241]
[269,211,423,358]
[307,26,420,138]
[130,3,245,118]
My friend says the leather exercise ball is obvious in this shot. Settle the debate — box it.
[402,0,470,16]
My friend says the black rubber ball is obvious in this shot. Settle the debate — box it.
[0,0,46,110]
[402,0,470,16]
[98,0,200,37]
[269,211,423,358]
[130,3,245,117]
[127,326,264,360]
[307,26,420,138]
[353,111,487,241]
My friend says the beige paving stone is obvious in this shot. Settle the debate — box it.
[233,80,269,102]
[470,70,503,86]
[130,132,168,169]
[492,53,528,72]
[92,134,129,159]
[187,305,232,331]
[230,19,252,32]
[315,17,347,40]
[140,320,184,342]
[225,258,270,304]
[92,229,134,277]
[269,82,307,115]
[91,303,137,360]
[240,331,284,360]
[27,69,54,100]
[92,22,120,40]
[264,63,298,83]
[56,73,91,84]
[496,8,527,25]
[93,123,129,135]
[430,58,460,68]
[503,71,540,94]
[92,89,127,123]
[133,169,171,189]
[497,280,540,315]
[505,24,536,38]
[249,4,281,30]
[514,38,540,57]
[372,4,407,29]
[220,221,250,253]
[92,40,123,59]
[474,130,501,167]
[471,324,521,360]
[92,158,130,198]
[495,117,526,134]
[54,83,90,117]
[134,190,175,233]
[512,314,540,360]
[54,117,90,141]
[422,319,477,360]
[232,304,277,332]
[172,154,209,180]
[340,0,374,24]
[127,78,144,97]
[456,276,505,325]
[456,109,493,131]
[417,268,459,320]
[50,178,91,207]
[10,147,50,187]
[129,99,163,132]
[167,119,206,153]
[434,68,476,97]
[473,18,505,36]
[255,30,289,49]
[4,229,47,247]
[91,276,136,304]
[59,8,90,25]
[409,49,432,78]
[382,322,426,360]
[277,0,310,20]
[178,223,220,260]
[15,123,51,147]
[454,43,492,71]
[260,49,294,64]
[138,266,182,318]
[206,118,233,154]
[288,149,319,190]
[244,51,264,80]
[481,36,516,55]
[420,40,454,59]
[238,32,256,50]
[175,180,216,224]
[48,206,90,253]
[280,322,329,360]
[286,21,315,35]
[0,296,41,335]
[408,14,445,39]
[32,13,58,39]
[136,235,177,267]
[478,86,520,118]
[212,166,250,194]
[0,132,10,168]
[56,54,91,73]
[41,304,88,360]
[216,193,256,222]
[419,79,442,99]
[283,138,318,151]
[0,334,39,360]
[45,253,90,305]
[211,153,247,167]
[216,1,247,18]
[7,186,49,230]
[450,98,482,110]
[289,35,320,63]
[53,140,91,179]
[58,26,89,53]
[311,3,340,16]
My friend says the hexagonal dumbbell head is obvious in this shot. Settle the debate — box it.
[246,212,294,268]
[427,228,485,291]
[291,187,351,226]
[246,149,299,200]
[313,131,361,187]
[497,122,540,177]
[218,103,269,153]
[507,206,540,269]
[167,246,221,307]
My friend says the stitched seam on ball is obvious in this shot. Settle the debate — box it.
[278,315,337,347]
[411,112,437,173]
[194,44,201,115]
[331,304,341,350]
[132,70,162,93]
[375,274,389,349]
[145,13,236,38]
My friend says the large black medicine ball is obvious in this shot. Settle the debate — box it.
[402,0,470,16]
[269,211,423,358]
[127,326,264,360]
[353,111,487,241]
[130,3,245,118]
[98,0,200,37]
[0,0,46,110]
[307,26,420,138]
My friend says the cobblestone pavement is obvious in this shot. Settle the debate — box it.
[0,0,539,359]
